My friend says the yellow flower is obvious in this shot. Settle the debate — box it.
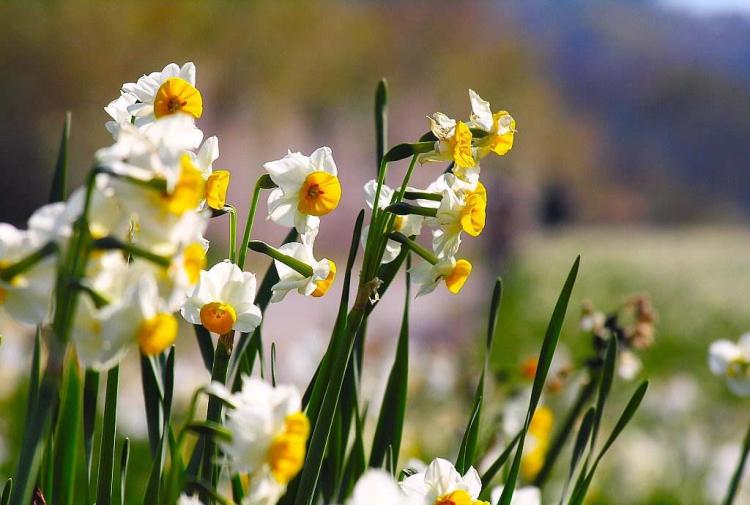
[154,77,203,119]
[421,113,477,170]
[267,412,310,484]
[458,182,487,237]
[165,155,205,215]
[445,259,472,294]
[137,313,178,355]
[311,259,337,297]
[205,170,231,210]
[199,302,237,335]
[297,171,342,216]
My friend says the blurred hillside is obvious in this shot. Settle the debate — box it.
[0,1,749,234]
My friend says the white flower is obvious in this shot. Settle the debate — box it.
[0,224,55,325]
[110,62,202,128]
[104,92,138,137]
[242,477,287,505]
[362,179,423,263]
[467,89,516,160]
[400,458,482,504]
[270,230,336,302]
[410,256,472,297]
[709,334,750,396]
[181,260,262,335]
[490,486,541,505]
[348,470,419,505]
[96,114,203,187]
[425,174,487,258]
[264,147,341,233]
[213,377,309,491]
[73,273,177,370]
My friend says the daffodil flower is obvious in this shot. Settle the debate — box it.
[108,62,203,128]
[96,114,203,188]
[264,147,342,233]
[190,136,231,210]
[468,89,516,160]
[181,260,262,335]
[419,112,476,172]
[709,334,750,396]
[254,231,335,302]
[426,174,487,258]
[490,486,541,505]
[363,179,423,263]
[400,458,486,505]
[0,224,55,325]
[348,470,420,505]
[73,274,178,370]
[211,377,310,495]
[410,256,472,297]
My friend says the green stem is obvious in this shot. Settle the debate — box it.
[226,205,237,264]
[724,414,750,505]
[91,237,170,268]
[238,174,275,270]
[199,332,234,504]
[387,232,437,264]
[247,240,314,277]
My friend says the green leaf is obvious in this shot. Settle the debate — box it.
[558,407,596,505]
[499,256,580,505]
[97,366,120,505]
[302,212,363,429]
[48,112,71,203]
[369,260,410,469]
[117,438,130,505]
[568,381,648,505]
[456,278,503,474]
[479,431,522,493]
[271,342,278,387]
[83,369,100,504]
[590,337,617,457]
[532,376,598,487]
[1,479,11,505]
[383,142,435,162]
[375,78,388,168]
[455,397,482,474]
[338,402,367,500]
[52,352,82,505]
[723,414,750,505]
[140,355,165,456]
[291,214,366,505]
[193,325,214,372]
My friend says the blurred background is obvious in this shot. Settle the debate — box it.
[0,1,749,504]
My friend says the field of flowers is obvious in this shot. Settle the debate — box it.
[0,46,748,505]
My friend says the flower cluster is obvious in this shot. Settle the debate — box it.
[1,63,655,505]
[0,62,344,372]
[364,90,515,296]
